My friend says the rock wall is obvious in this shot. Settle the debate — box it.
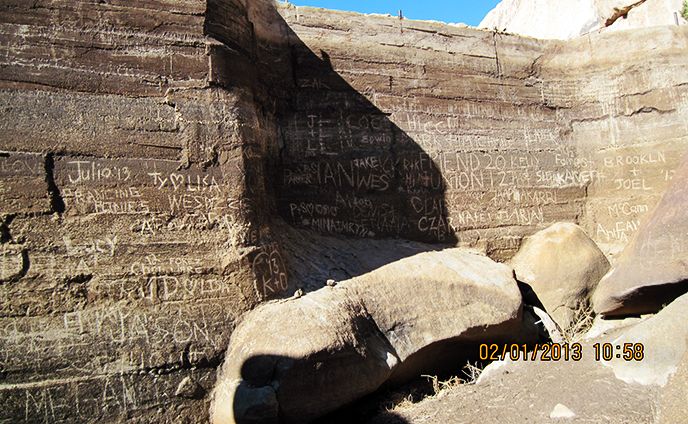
[0,1,290,422]
[275,4,688,259]
[276,6,573,258]
[540,26,688,255]
[0,1,686,423]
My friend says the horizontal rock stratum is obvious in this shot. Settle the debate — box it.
[0,0,687,422]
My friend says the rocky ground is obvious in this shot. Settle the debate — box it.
[373,351,658,424]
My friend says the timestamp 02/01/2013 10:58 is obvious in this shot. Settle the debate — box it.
[479,342,645,362]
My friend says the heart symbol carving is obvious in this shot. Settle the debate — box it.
[169,173,185,190]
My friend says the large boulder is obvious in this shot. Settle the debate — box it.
[211,249,525,423]
[351,249,528,382]
[510,223,610,330]
[480,0,600,39]
[593,157,688,316]
[658,352,688,423]
[480,0,686,40]
[210,287,397,424]
[600,292,688,386]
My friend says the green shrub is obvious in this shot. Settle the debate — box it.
[683,0,688,20]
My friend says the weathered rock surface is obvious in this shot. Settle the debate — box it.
[510,222,610,329]
[593,155,688,316]
[583,315,646,340]
[537,25,688,258]
[480,0,601,39]
[600,292,688,386]
[598,0,687,31]
[211,249,525,423]
[276,6,688,260]
[481,0,687,39]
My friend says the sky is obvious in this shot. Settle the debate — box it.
[285,0,502,26]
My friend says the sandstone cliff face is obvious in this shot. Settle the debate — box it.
[0,0,687,422]
[539,26,688,255]
[276,4,688,258]
[480,0,687,40]
[0,1,291,422]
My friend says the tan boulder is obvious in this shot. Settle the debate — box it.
[593,157,688,317]
[658,352,688,423]
[583,315,646,341]
[510,223,610,329]
[600,292,688,386]
[211,249,525,423]
[480,0,686,40]
[210,287,396,424]
[350,249,526,381]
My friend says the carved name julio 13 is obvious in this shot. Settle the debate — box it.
[62,160,223,192]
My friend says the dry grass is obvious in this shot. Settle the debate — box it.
[462,362,483,384]
[380,361,487,413]
[422,374,464,395]
[382,392,416,412]
[563,303,595,343]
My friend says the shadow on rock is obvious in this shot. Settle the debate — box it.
[273,22,457,245]
[224,353,413,424]
[259,3,458,293]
